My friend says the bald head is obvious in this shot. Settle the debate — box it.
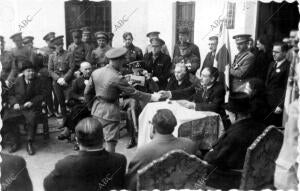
[80,62,92,78]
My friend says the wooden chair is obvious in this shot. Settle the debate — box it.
[206,125,283,190]
[137,150,208,190]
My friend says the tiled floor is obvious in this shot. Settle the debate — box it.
[1,117,137,191]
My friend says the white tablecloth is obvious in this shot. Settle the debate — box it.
[138,101,224,149]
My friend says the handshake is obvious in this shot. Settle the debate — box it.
[150,90,172,102]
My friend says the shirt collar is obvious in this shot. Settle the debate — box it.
[276,59,286,68]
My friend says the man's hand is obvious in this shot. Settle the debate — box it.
[142,70,151,80]
[158,90,172,99]
[152,76,159,82]
[177,100,196,109]
[150,92,161,102]
[13,103,21,110]
[5,80,12,88]
[274,106,283,114]
[57,78,66,86]
[24,101,33,108]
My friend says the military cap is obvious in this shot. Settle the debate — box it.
[10,32,22,41]
[209,36,218,41]
[146,31,160,38]
[233,34,251,44]
[70,29,82,38]
[0,36,4,42]
[123,32,133,40]
[105,47,128,59]
[43,32,55,41]
[94,31,108,40]
[81,26,91,34]
[129,60,144,69]
[23,36,34,44]
[150,38,165,47]
[178,27,189,34]
[50,35,64,45]
[21,60,35,71]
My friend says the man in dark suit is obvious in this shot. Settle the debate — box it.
[202,36,218,70]
[44,117,127,191]
[204,92,266,189]
[265,42,290,127]
[4,60,46,155]
[126,109,197,190]
[144,38,172,90]
[1,153,33,191]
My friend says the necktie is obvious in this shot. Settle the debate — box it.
[202,87,207,99]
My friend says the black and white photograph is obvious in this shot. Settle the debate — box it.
[0,0,299,190]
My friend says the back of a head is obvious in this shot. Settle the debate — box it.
[75,117,104,147]
[152,109,177,135]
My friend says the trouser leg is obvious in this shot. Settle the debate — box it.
[23,110,37,142]
[53,82,67,117]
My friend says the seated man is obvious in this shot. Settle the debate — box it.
[204,92,266,189]
[3,60,46,155]
[57,62,92,150]
[166,62,193,91]
[126,109,197,190]
[1,153,33,191]
[44,117,127,191]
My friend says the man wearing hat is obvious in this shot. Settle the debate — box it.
[5,60,47,155]
[172,41,200,75]
[8,32,35,84]
[202,36,219,70]
[68,29,86,71]
[48,35,74,125]
[122,32,143,75]
[85,47,161,153]
[81,26,96,63]
[144,31,170,56]
[230,34,255,92]
[144,38,172,90]
[0,36,14,84]
[204,92,266,189]
[90,31,111,69]
[173,27,200,61]
[22,36,37,50]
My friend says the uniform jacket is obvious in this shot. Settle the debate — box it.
[44,150,127,191]
[143,52,172,90]
[173,53,200,75]
[39,46,55,68]
[122,44,143,74]
[84,64,151,121]
[202,51,216,70]
[230,51,255,91]
[171,82,226,115]
[67,42,86,69]
[173,42,201,61]
[48,50,74,83]
[1,153,33,191]
[144,44,170,56]
[126,134,197,190]
[265,59,290,109]
[205,118,265,169]
[83,41,96,63]
[91,46,111,69]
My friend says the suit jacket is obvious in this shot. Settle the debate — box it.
[166,73,192,91]
[265,59,290,109]
[69,76,87,101]
[44,150,127,191]
[84,64,151,121]
[126,134,197,190]
[252,50,272,82]
[9,75,46,110]
[1,153,33,191]
[143,52,172,90]
[202,51,215,70]
[171,82,226,116]
[230,51,255,91]
[204,118,266,169]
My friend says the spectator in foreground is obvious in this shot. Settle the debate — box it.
[44,117,127,191]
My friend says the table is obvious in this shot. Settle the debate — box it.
[138,101,224,150]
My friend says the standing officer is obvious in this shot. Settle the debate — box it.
[144,38,172,90]
[122,32,143,74]
[144,31,170,56]
[48,36,74,126]
[80,26,96,63]
[230,34,255,92]
[173,27,200,61]
[85,47,160,153]
[68,29,86,72]
[91,31,111,69]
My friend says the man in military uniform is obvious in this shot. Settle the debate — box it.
[91,31,111,69]
[85,47,161,153]
[173,42,200,75]
[68,29,86,72]
[173,27,200,62]
[81,27,96,63]
[144,31,170,56]
[144,38,172,90]
[22,36,38,51]
[230,34,255,92]
[48,36,74,126]
[122,32,143,75]
[202,36,218,70]
[0,36,14,82]
[7,32,35,86]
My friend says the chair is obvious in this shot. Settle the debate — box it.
[137,150,208,190]
[206,125,283,190]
